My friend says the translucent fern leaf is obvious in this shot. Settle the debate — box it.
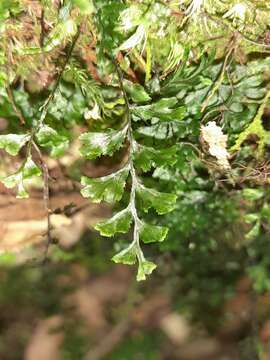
[95,207,133,236]
[79,125,128,159]
[0,134,30,156]
[1,156,41,199]
[136,183,177,214]
[36,125,69,158]
[139,221,168,243]
[81,166,129,203]
[133,143,177,172]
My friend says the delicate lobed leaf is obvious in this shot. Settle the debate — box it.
[23,157,42,179]
[133,142,177,172]
[35,125,69,158]
[1,156,41,199]
[139,221,168,243]
[112,241,157,281]
[136,259,157,281]
[81,166,129,203]
[136,183,177,215]
[95,207,132,236]
[230,88,270,156]
[0,134,30,156]
[79,125,128,159]
[112,242,137,265]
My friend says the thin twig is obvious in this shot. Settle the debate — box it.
[203,12,270,50]
[32,141,51,264]
[40,8,45,47]
[35,25,82,262]
[201,38,235,112]
[6,85,25,125]
[19,26,83,263]
[39,24,82,123]
[113,58,145,264]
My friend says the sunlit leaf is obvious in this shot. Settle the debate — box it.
[81,166,129,203]
[1,156,41,199]
[72,0,94,14]
[95,207,132,236]
[0,134,30,156]
[36,125,69,158]
[136,259,157,281]
[139,221,168,243]
[112,242,137,265]
[243,188,264,201]
[79,125,128,159]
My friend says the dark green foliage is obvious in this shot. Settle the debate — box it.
[134,143,177,172]
[136,184,177,215]
[132,97,186,122]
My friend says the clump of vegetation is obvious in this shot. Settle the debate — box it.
[1,0,270,290]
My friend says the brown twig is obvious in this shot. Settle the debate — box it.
[40,8,45,47]
[39,23,82,123]
[32,141,52,264]
[6,85,25,125]
[4,25,82,261]
[34,24,82,261]
[201,37,236,113]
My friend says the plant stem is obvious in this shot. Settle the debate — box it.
[36,24,82,262]
[32,141,51,264]
[39,24,82,125]
[113,58,141,251]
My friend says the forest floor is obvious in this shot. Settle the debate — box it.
[0,153,270,359]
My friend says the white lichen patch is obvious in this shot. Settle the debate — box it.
[201,121,230,169]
